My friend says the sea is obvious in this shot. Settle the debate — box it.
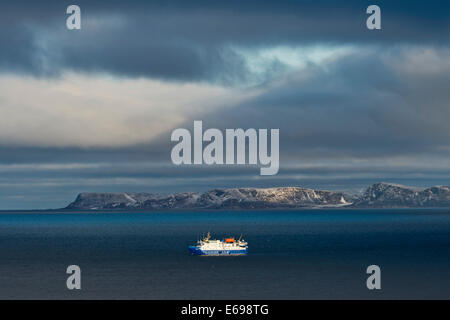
[0,209,449,299]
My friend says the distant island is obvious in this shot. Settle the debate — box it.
[65,182,450,210]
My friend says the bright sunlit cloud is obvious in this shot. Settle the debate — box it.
[0,72,259,147]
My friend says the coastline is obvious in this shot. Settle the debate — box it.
[1,207,450,214]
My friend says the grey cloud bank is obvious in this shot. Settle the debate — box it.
[0,1,448,80]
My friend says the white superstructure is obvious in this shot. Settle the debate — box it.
[189,232,248,256]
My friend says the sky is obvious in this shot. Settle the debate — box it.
[0,0,449,209]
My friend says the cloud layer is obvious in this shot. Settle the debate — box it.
[1,1,449,81]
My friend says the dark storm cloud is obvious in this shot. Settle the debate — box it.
[0,0,448,81]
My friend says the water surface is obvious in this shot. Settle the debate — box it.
[0,209,449,299]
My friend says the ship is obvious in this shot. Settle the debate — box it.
[189,232,248,256]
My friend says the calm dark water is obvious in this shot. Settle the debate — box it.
[0,209,449,299]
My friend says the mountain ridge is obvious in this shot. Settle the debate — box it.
[352,182,450,208]
[65,183,450,210]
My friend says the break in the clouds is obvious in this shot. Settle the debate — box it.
[0,1,449,209]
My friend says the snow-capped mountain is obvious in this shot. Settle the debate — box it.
[66,187,354,210]
[65,183,450,210]
[351,182,450,208]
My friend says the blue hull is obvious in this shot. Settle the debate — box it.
[189,246,248,256]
